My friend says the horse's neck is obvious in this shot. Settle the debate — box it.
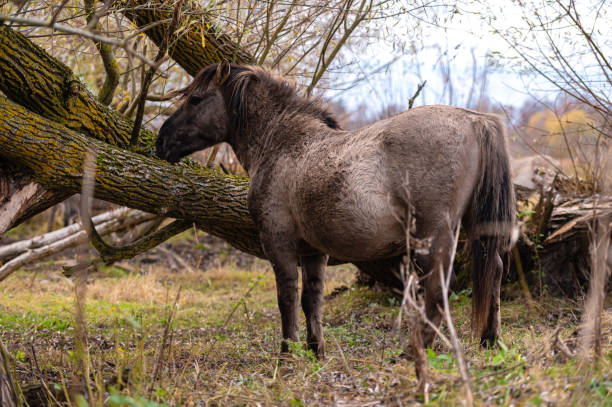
[228,135,254,173]
[230,112,330,175]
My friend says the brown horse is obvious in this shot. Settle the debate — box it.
[156,62,516,356]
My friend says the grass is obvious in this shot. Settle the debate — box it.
[0,250,611,406]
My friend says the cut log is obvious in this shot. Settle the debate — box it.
[538,196,612,297]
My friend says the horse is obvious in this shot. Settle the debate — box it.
[156,61,516,356]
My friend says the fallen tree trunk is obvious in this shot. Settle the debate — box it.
[0,23,156,232]
[521,196,612,297]
[0,19,247,231]
[0,0,253,228]
[0,96,262,256]
[0,25,155,149]
[0,5,250,231]
[0,209,159,281]
[0,208,135,260]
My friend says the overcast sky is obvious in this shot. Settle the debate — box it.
[326,0,610,116]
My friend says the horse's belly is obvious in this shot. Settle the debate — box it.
[295,198,406,262]
[291,147,408,261]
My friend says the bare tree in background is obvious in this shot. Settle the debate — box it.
[486,0,611,358]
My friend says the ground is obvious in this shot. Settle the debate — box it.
[0,227,611,406]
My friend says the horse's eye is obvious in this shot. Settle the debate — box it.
[188,95,204,105]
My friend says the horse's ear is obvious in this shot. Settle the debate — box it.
[214,60,231,85]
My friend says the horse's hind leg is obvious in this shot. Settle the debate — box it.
[479,248,503,347]
[416,223,460,348]
[301,253,328,357]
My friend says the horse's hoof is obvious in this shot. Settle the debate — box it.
[480,334,498,348]
[280,340,290,354]
[306,341,325,359]
[313,345,325,359]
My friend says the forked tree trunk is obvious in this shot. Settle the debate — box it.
[0,0,252,231]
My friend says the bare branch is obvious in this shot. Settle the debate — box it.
[0,210,157,282]
[408,81,427,109]
[130,0,184,146]
[84,0,120,105]
[0,14,157,67]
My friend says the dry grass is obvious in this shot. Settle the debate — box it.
[0,241,611,406]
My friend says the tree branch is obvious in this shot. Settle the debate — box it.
[119,0,253,76]
[0,95,262,257]
[130,0,184,146]
[84,0,120,106]
[0,15,156,68]
[89,218,192,264]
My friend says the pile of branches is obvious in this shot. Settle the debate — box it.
[513,189,612,298]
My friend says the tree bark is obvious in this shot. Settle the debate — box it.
[0,9,250,233]
[0,25,154,149]
[0,2,252,231]
[0,23,154,232]
[0,96,263,256]
[120,0,253,76]
[0,0,254,231]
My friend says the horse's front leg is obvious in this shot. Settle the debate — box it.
[301,253,328,357]
[262,237,300,353]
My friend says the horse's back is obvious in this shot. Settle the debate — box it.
[375,105,485,213]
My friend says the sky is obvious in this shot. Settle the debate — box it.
[325,0,610,117]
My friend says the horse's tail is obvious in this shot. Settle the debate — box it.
[467,114,516,336]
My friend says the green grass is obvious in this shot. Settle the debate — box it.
[0,261,610,406]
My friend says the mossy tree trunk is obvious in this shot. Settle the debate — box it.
[0,0,252,230]
[0,95,262,256]
[120,0,253,75]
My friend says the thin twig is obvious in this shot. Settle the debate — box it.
[130,0,184,146]
[0,15,156,67]
[149,286,182,396]
[408,81,427,109]
[438,229,473,406]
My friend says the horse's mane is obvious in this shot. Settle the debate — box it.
[182,63,341,131]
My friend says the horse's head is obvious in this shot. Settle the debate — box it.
[156,62,340,165]
[156,61,250,163]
